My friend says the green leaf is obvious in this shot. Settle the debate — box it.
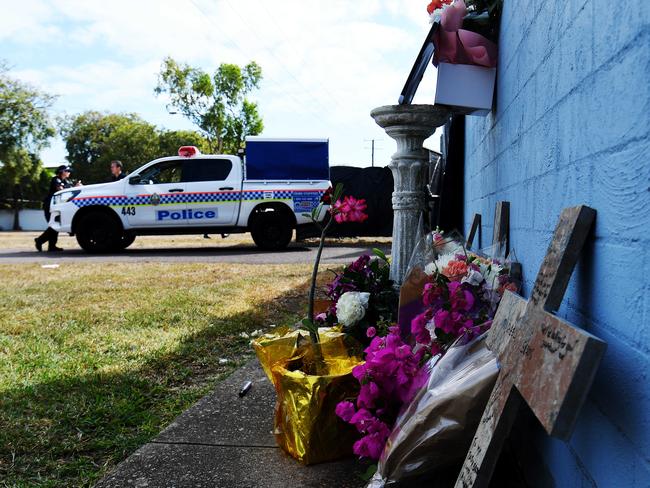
[372,248,388,262]
[332,183,345,202]
[358,463,378,482]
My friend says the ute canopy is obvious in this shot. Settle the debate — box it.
[244,137,329,181]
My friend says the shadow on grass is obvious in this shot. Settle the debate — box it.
[0,279,313,488]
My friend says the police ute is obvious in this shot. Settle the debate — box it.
[48,137,331,252]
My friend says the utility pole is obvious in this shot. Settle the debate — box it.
[364,139,382,167]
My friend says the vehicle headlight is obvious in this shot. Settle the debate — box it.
[52,190,81,205]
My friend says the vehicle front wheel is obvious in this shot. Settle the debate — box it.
[114,232,136,251]
[75,211,122,253]
[250,210,293,251]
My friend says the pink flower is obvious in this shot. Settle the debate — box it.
[422,282,444,307]
[353,430,388,460]
[335,401,356,423]
[332,196,368,223]
[411,311,432,345]
[339,327,430,461]
[366,326,377,338]
[440,0,466,32]
[357,381,380,409]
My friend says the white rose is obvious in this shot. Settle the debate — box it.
[336,292,371,327]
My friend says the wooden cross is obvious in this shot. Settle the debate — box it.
[491,201,510,258]
[466,213,482,250]
[455,205,607,488]
[466,201,509,256]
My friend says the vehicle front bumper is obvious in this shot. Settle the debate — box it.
[48,201,77,234]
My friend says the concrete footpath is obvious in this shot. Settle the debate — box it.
[95,361,365,488]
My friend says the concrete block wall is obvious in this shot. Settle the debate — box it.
[463,1,650,486]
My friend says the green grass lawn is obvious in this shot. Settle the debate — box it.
[0,262,319,487]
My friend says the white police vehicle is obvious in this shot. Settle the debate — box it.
[48,137,331,252]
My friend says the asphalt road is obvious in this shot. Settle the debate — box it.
[0,242,392,265]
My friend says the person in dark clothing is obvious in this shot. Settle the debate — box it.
[110,160,126,181]
[35,165,74,252]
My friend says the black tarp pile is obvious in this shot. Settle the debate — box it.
[295,165,393,240]
[329,165,393,237]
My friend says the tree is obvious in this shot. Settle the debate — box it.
[158,129,210,156]
[60,111,210,184]
[60,112,159,184]
[0,62,56,229]
[155,57,264,154]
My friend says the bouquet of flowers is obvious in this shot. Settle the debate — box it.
[319,249,398,345]
[336,229,519,464]
[411,239,519,355]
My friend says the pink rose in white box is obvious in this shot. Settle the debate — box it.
[427,0,502,115]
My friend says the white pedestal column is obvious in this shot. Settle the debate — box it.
[371,104,451,286]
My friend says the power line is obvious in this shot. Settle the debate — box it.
[219,0,358,131]
[252,0,350,114]
[221,0,330,113]
[184,0,335,131]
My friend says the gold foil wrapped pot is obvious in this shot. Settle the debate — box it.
[253,327,363,465]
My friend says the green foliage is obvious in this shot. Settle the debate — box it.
[0,62,56,159]
[155,57,264,154]
[59,112,210,184]
[0,149,51,207]
[0,62,55,215]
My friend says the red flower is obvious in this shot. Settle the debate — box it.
[332,196,368,224]
[320,187,333,204]
[427,0,453,15]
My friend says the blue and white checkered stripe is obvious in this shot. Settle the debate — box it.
[72,196,129,207]
[71,189,324,208]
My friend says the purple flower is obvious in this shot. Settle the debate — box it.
[353,430,388,460]
[335,401,356,423]
[366,326,377,338]
[357,381,380,409]
[340,328,430,461]
[411,311,432,345]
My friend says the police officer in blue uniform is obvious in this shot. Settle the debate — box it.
[35,165,74,252]
[110,160,127,181]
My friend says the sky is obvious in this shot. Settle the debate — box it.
[0,0,442,168]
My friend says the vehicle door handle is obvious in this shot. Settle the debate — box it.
[219,186,234,191]
[168,188,184,193]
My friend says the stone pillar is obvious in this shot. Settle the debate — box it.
[371,104,451,285]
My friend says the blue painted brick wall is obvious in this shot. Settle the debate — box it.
[463,1,650,486]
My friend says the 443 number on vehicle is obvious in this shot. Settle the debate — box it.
[121,206,136,216]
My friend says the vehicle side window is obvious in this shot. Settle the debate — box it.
[139,161,183,184]
[182,159,233,182]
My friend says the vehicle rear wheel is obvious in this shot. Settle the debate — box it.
[250,210,293,251]
[75,211,122,253]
